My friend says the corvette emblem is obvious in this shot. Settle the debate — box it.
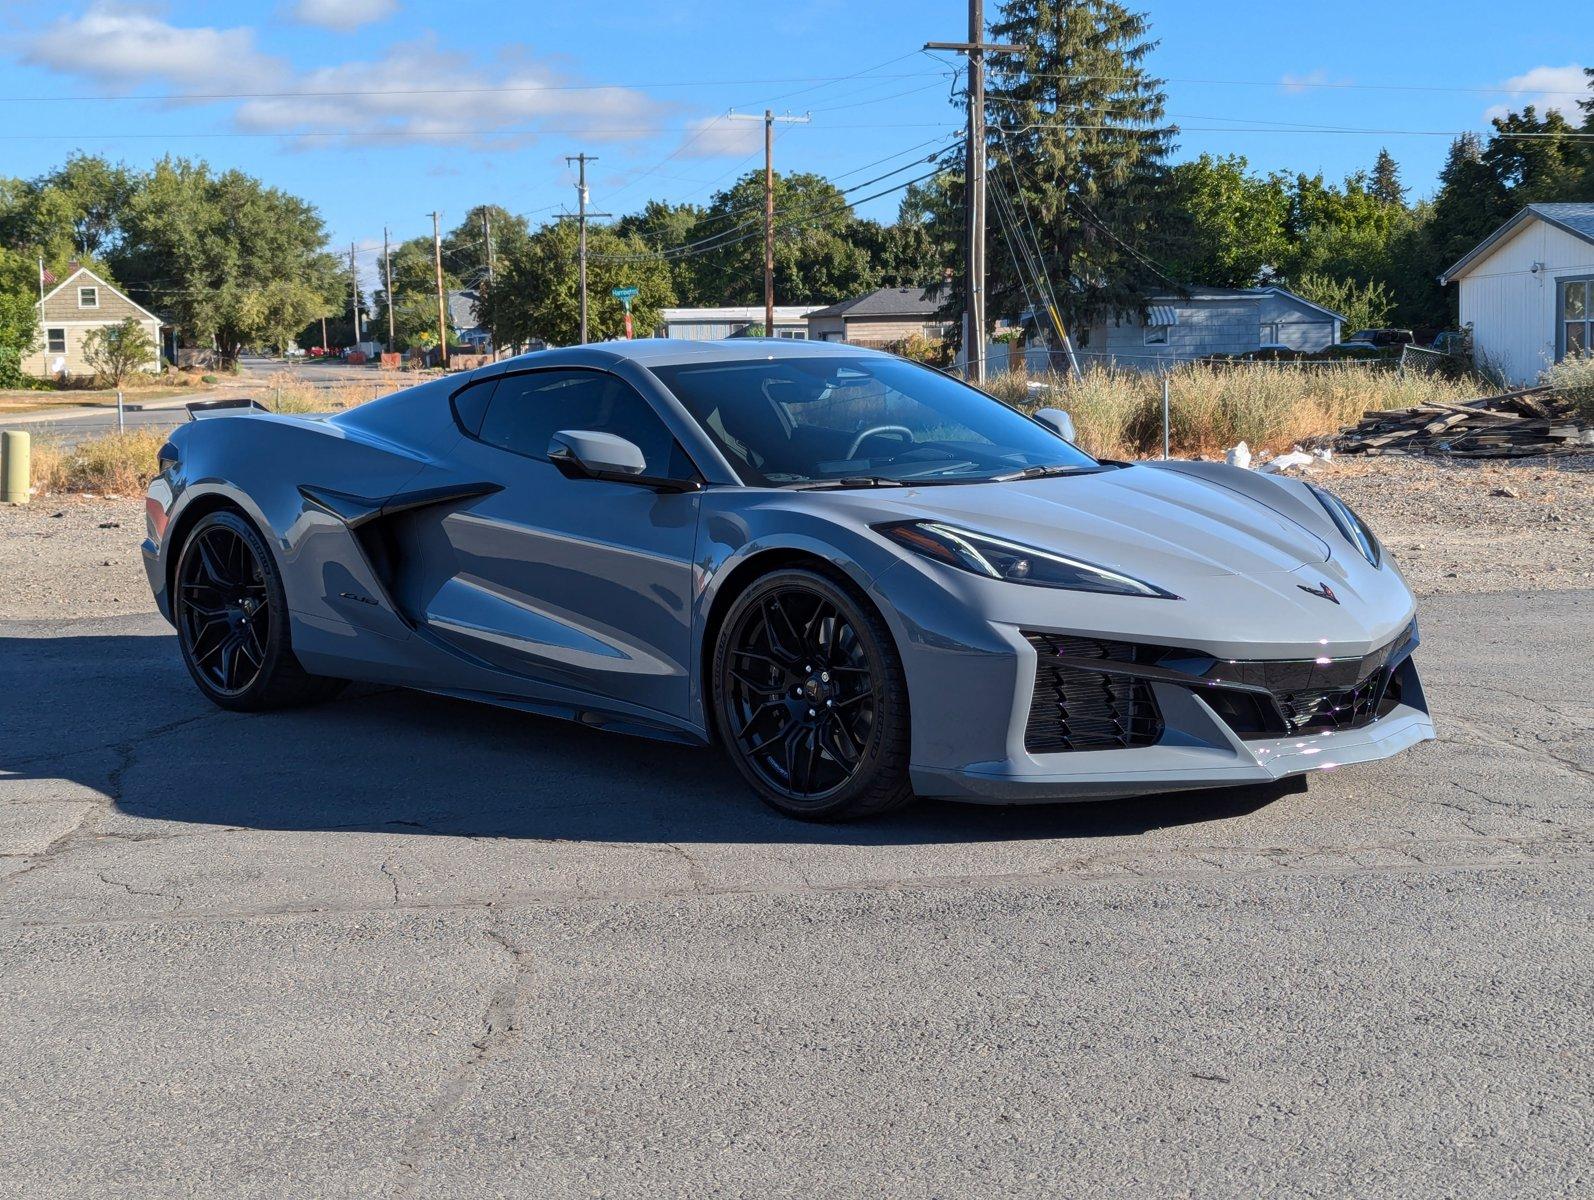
[1298,581,1340,604]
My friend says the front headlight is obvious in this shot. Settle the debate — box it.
[1306,484,1381,567]
[876,521,1179,599]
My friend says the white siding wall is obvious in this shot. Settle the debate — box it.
[1455,220,1594,385]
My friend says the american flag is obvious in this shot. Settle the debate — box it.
[39,263,57,288]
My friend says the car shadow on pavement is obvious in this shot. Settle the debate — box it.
[2,631,1299,848]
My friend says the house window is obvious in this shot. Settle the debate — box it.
[1144,324,1169,346]
[1561,279,1592,359]
[46,328,66,353]
[776,329,808,340]
[78,286,99,308]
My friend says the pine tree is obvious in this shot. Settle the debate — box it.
[982,1,1178,341]
[1370,149,1406,207]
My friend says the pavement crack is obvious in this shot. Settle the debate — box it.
[379,858,402,907]
[391,912,528,1196]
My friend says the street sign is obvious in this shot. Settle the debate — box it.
[611,286,639,305]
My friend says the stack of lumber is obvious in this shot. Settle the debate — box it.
[1337,387,1590,459]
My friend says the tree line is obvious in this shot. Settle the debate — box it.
[2,1,1590,379]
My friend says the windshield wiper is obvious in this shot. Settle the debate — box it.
[782,476,906,491]
[988,464,1092,482]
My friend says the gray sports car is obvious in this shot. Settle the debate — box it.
[142,339,1434,820]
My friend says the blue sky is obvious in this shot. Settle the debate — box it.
[1,1,1586,289]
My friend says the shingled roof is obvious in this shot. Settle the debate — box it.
[805,285,947,320]
[1441,203,1594,283]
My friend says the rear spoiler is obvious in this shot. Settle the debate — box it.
[186,397,269,421]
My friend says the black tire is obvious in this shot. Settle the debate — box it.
[712,567,913,821]
[173,509,345,712]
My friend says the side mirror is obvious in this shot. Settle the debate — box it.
[1033,407,1076,442]
[547,429,701,494]
[548,429,647,478]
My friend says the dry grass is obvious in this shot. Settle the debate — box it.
[257,372,406,414]
[31,428,173,496]
[982,362,1484,458]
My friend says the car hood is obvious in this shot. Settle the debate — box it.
[854,463,1332,580]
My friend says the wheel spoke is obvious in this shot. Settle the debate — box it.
[745,714,796,757]
[826,714,860,766]
[735,700,781,738]
[730,667,783,696]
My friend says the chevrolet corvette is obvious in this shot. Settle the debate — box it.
[143,340,1434,819]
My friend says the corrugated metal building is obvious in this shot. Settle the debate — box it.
[657,306,821,340]
[1441,203,1594,386]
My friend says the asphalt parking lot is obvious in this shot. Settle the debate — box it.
[1,579,1589,1198]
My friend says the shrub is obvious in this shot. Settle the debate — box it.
[1543,352,1594,422]
[31,428,172,495]
[82,317,157,388]
[884,333,953,367]
[200,374,219,384]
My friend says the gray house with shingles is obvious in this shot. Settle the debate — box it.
[805,285,955,346]
[1074,286,1343,368]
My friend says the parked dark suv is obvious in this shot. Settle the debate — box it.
[1342,328,1414,349]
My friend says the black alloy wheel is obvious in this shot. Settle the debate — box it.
[174,509,343,711]
[714,568,912,820]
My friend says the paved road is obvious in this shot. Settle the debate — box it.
[0,589,1588,1198]
[5,357,401,445]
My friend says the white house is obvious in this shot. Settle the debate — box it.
[1440,203,1594,386]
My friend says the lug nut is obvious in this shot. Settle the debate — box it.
[808,708,816,716]
[821,671,829,682]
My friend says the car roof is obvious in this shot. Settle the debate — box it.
[487,337,895,374]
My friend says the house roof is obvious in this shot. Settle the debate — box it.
[38,266,165,325]
[447,289,482,333]
[660,305,823,323]
[1440,203,1594,284]
[1145,285,1344,323]
[805,285,947,320]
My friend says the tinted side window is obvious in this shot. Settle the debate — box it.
[477,370,691,478]
[450,379,497,436]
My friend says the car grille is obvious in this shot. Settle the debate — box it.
[1022,624,1416,750]
[1022,635,1164,753]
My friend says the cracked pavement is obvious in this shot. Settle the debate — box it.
[0,588,1589,1198]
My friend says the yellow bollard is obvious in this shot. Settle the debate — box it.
[2,430,30,505]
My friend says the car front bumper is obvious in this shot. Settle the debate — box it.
[910,677,1435,803]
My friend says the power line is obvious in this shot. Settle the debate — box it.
[0,67,945,105]
[987,68,1594,98]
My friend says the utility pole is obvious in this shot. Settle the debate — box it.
[729,108,810,336]
[481,208,495,357]
[928,4,1021,385]
[431,211,448,369]
[348,242,362,344]
[563,154,611,344]
[382,226,395,351]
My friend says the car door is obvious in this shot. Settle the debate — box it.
[411,367,703,721]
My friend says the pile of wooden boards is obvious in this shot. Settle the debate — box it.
[1337,387,1590,459]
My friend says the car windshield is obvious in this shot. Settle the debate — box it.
[650,355,1098,486]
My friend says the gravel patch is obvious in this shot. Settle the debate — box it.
[1,495,153,620]
[1,456,1589,621]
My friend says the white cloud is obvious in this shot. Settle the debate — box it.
[285,0,399,33]
[1279,69,1335,95]
[23,4,282,93]
[20,6,668,148]
[673,114,763,159]
[1484,64,1590,122]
